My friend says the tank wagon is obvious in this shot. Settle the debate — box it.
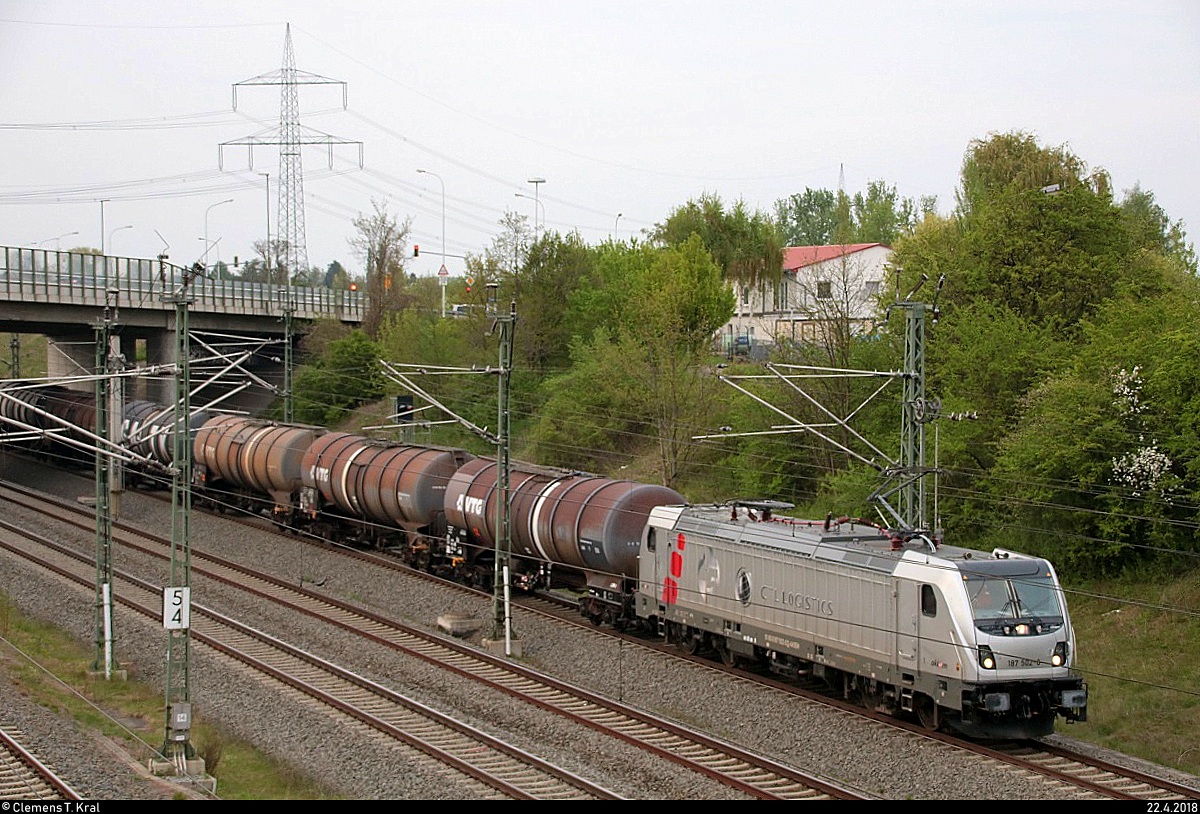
[443,457,685,617]
[0,384,97,458]
[192,414,326,520]
[298,431,475,569]
[633,499,1088,739]
[123,399,211,483]
[0,383,207,474]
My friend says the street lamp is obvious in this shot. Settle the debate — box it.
[108,225,133,254]
[514,193,545,236]
[614,212,623,239]
[202,198,235,266]
[34,230,79,249]
[100,199,110,253]
[105,225,132,290]
[417,169,447,318]
[527,177,545,234]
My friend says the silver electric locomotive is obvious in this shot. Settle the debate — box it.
[635,499,1088,740]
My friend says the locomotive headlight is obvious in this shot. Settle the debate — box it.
[979,645,996,670]
[1051,641,1069,667]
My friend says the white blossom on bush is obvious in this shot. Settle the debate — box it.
[1111,366,1145,416]
[1111,437,1173,497]
[1109,367,1174,498]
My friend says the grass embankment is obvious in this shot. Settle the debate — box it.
[1064,571,1200,775]
[0,595,338,800]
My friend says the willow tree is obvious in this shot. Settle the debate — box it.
[652,193,784,294]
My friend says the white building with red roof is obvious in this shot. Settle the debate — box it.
[719,242,892,355]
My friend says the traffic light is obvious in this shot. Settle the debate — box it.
[413,245,420,257]
[349,282,358,291]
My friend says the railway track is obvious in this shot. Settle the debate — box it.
[0,725,81,800]
[0,479,867,800]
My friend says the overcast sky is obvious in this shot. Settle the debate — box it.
[1,1,1197,279]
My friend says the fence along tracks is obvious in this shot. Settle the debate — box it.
[0,480,864,800]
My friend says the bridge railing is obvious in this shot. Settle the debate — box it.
[0,247,364,323]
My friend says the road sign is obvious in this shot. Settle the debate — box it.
[438,264,449,276]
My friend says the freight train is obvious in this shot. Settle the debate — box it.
[0,381,1089,740]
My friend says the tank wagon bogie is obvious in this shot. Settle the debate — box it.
[633,500,1088,740]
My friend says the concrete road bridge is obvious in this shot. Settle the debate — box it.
[0,246,365,411]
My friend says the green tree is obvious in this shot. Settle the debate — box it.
[892,132,1134,335]
[986,266,1200,574]
[775,188,839,245]
[563,240,659,346]
[529,235,734,487]
[851,180,922,245]
[511,230,593,371]
[882,131,1198,573]
[955,130,1097,216]
[1120,184,1197,274]
[324,260,349,288]
[292,330,385,427]
[775,182,929,247]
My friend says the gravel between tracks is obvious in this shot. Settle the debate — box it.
[1,454,1196,800]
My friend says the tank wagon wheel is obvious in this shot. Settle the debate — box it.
[472,566,491,590]
[412,549,431,571]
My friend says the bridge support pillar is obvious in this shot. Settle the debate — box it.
[47,334,97,391]
[144,330,178,406]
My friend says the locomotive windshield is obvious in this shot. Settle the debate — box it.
[966,574,1065,634]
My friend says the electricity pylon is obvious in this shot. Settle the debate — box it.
[221,23,363,282]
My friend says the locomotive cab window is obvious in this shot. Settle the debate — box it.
[646,527,657,552]
[967,573,1066,634]
[920,584,937,616]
